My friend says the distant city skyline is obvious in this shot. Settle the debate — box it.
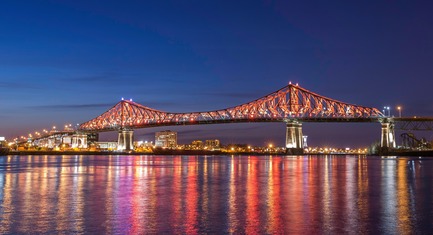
[1,1,433,147]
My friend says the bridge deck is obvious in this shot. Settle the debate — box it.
[79,117,433,132]
[77,84,433,132]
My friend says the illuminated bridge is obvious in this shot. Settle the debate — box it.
[78,83,410,153]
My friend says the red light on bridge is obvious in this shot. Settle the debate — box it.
[76,82,384,132]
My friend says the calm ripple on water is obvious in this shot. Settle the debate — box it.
[0,154,432,234]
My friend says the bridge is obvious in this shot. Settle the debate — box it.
[74,83,432,154]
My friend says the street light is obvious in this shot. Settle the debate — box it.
[383,106,390,117]
[397,106,402,118]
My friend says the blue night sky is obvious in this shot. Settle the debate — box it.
[1,1,432,147]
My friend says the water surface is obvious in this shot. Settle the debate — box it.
[0,155,432,234]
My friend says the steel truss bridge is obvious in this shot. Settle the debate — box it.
[65,83,432,153]
[79,83,384,131]
[16,130,88,149]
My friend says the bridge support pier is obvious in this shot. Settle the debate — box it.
[285,120,304,155]
[380,120,396,154]
[117,129,134,151]
[72,133,87,149]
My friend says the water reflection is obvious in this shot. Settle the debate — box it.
[0,155,433,234]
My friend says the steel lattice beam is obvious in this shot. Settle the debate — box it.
[79,84,385,131]
[394,118,433,131]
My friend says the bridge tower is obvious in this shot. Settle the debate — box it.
[380,119,396,152]
[117,129,134,151]
[285,120,304,154]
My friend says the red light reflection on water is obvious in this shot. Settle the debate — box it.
[0,155,431,234]
[184,156,199,234]
[245,156,260,234]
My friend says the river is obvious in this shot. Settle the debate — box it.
[0,155,432,234]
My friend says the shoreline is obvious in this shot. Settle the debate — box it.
[6,150,360,156]
[3,149,433,156]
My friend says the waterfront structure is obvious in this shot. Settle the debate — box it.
[135,140,153,147]
[191,140,203,149]
[0,137,9,155]
[96,142,117,151]
[71,133,88,148]
[302,135,308,148]
[17,84,432,154]
[78,84,388,153]
[205,139,220,150]
[155,130,177,148]
[117,129,133,151]
[26,131,89,149]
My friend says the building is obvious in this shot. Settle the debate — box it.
[205,139,220,150]
[0,137,9,154]
[302,135,308,148]
[0,137,6,147]
[135,140,153,148]
[155,130,177,148]
[96,142,117,151]
[191,140,204,149]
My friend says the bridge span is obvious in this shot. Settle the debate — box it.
[77,83,419,154]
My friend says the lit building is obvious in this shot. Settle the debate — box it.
[205,139,220,150]
[0,137,6,147]
[135,140,153,147]
[303,135,308,148]
[155,130,177,148]
[191,140,204,149]
[96,142,117,151]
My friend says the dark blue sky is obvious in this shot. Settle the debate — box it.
[1,0,432,147]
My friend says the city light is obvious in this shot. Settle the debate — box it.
[4,84,429,157]
[383,106,391,116]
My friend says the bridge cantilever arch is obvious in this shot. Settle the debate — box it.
[79,83,391,153]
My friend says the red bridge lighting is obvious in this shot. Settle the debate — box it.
[78,84,384,131]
